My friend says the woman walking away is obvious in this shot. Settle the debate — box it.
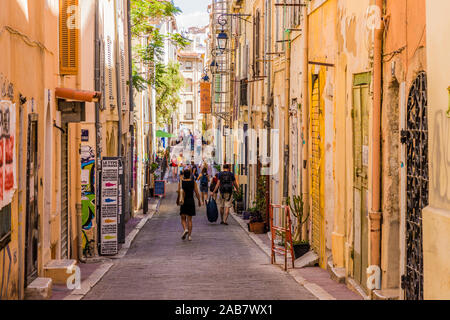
[171,157,178,180]
[179,169,201,241]
[197,167,210,205]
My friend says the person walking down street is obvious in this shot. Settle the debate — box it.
[209,173,219,201]
[171,157,178,180]
[191,160,199,181]
[197,167,210,205]
[213,164,239,225]
[179,169,202,241]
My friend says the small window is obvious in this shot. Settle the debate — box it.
[0,204,11,250]
[59,0,79,75]
[185,61,193,70]
[185,101,193,120]
[185,79,193,92]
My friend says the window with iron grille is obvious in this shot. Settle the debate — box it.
[0,204,11,250]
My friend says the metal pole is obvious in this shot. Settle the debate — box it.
[94,0,102,255]
[127,0,134,192]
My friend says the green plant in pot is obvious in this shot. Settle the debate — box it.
[286,194,310,259]
[233,185,244,213]
[149,162,159,173]
[247,177,267,234]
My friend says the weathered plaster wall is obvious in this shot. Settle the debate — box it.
[0,0,59,299]
[423,0,450,300]
[334,0,373,280]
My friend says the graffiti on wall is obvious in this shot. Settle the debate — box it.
[81,145,96,257]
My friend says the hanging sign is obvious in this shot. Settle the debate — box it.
[100,158,120,255]
[200,82,211,114]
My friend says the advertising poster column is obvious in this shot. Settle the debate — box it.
[100,158,119,255]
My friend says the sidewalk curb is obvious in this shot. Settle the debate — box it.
[63,196,163,300]
[230,212,336,300]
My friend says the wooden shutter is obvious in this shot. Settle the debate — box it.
[59,0,79,75]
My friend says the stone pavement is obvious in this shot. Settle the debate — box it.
[83,181,317,300]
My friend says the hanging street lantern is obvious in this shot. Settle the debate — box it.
[217,31,228,53]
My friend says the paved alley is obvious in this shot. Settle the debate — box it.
[83,181,317,300]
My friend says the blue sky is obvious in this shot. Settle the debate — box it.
[173,0,210,29]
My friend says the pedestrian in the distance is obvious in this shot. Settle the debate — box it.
[191,160,199,181]
[179,169,202,241]
[171,157,178,180]
[213,164,239,225]
[197,167,210,205]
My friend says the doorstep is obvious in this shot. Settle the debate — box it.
[372,288,400,300]
[25,277,52,300]
[44,259,77,285]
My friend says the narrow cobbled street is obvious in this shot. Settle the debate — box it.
[84,181,316,300]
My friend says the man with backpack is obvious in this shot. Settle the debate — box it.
[212,164,239,225]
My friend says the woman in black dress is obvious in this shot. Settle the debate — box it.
[179,169,201,241]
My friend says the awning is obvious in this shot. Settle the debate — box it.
[55,87,102,102]
[156,130,176,138]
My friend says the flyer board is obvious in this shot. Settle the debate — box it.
[100,158,120,255]
[154,180,165,197]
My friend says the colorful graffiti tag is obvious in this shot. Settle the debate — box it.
[81,145,96,257]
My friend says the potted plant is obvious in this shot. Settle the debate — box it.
[248,207,265,234]
[247,177,267,234]
[233,185,244,213]
[286,194,310,258]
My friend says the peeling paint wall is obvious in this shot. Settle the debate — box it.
[383,0,427,294]
[424,0,450,300]
[334,0,373,288]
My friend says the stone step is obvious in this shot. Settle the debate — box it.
[44,259,77,285]
[372,288,400,300]
[327,258,346,284]
[25,277,52,300]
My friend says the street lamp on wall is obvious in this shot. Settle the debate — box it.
[217,31,228,54]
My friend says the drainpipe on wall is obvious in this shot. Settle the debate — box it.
[284,29,291,200]
[127,0,134,210]
[94,0,102,256]
[75,122,86,263]
[369,0,384,277]
[301,4,309,242]
[266,0,272,228]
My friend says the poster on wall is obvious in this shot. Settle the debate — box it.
[0,101,16,210]
[100,158,120,255]
[81,145,96,257]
